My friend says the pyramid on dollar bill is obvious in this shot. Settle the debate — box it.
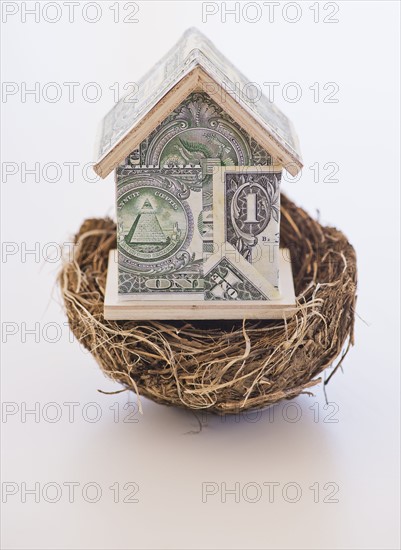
[96,27,301,317]
[125,199,169,245]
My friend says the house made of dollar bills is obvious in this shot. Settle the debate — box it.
[94,28,303,319]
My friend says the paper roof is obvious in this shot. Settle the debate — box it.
[94,28,302,178]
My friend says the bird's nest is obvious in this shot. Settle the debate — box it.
[58,194,357,414]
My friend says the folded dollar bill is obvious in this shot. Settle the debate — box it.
[117,167,204,300]
[117,165,282,301]
[209,166,282,300]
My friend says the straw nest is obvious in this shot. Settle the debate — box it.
[58,194,357,414]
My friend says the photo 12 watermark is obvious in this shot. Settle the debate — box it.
[1,1,140,24]
[1,400,141,424]
[201,2,340,24]
[2,481,140,503]
[1,81,140,104]
[201,481,340,503]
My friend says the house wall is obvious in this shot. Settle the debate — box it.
[116,92,281,299]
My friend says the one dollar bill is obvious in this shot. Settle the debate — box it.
[117,167,204,299]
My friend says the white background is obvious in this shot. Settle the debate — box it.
[1,1,400,549]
